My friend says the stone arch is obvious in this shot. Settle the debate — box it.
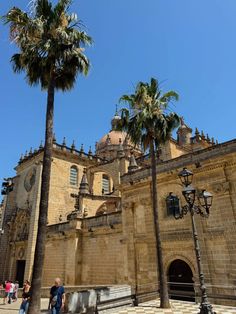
[96,200,120,216]
[165,253,196,277]
[90,170,114,196]
[165,255,196,302]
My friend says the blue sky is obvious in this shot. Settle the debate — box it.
[0,0,236,185]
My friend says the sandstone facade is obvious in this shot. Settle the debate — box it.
[0,115,235,305]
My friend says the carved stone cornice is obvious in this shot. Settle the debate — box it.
[205,227,224,237]
[121,139,236,184]
[161,230,192,241]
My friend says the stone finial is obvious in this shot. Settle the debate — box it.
[24,150,28,158]
[79,168,90,195]
[195,128,200,141]
[128,151,139,173]
[106,134,111,145]
[62,137,66,147]
[29,147,33,156]
[111,105,121,131]
[88,146,92,156]
[71,140,76,152]
[206,134,211,143]
[34,148,38,153]
[19,154,24,163]
[201,131,205,140]
[39,141,43,149]
[211,137,215,145]
[117,138,125,158]
[79,144,84,155]
[53,133,56,144]
[216,140,219,145]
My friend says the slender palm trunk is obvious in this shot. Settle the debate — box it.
[150,139,170,308]
[28,78,55,314]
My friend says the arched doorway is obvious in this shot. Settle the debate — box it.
[168,259,195,302]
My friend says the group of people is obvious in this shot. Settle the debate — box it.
[1,280,19,304]
[1,277,65,314]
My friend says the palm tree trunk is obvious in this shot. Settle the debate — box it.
[150,139,170,308]
[28,77,55,314]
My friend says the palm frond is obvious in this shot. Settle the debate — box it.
[118,78,180,152]
[4,0,92,91]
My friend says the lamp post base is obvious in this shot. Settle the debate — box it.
[199,302,216,314]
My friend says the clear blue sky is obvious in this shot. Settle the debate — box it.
[0,0,236,185]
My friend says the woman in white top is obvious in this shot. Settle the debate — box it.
[9,282,15,304]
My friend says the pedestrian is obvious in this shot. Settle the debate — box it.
[19,280,31,314]
[3,280,11,305]
[13,281,19,302]
[49,278,65,314]
[9,281,15,304]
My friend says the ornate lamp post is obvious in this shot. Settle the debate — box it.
[166,168,215,314]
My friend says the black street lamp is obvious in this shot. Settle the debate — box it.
[166,168,215,314]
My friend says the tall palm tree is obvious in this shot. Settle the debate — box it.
[119,78,180,308]
[3,1,92,312]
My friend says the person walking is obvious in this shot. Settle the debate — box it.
[19,280,31,314]
[13,281,19,302]
[49,278,65,314]
[3,281,11,305]
[9,281,15,304]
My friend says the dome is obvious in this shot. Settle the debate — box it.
[97,131,131,150]
[95,108,143,159]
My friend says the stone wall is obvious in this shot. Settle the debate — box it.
[120,140,236,305]
[41,213,124,288]
[81,226,124,285]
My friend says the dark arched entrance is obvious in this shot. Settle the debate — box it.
[168,259,195,302]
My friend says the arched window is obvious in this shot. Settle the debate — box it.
[102,174,110,194]
[70,166,78,186]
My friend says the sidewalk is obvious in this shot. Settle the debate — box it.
[0,299,48,313]
[0,298,235,313]
[102,299,236,314]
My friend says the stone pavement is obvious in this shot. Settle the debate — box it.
[102,299,236,314]
[0,298,235,314]
[0,298,49,313]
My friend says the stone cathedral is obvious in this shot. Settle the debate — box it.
[0,111,236,305]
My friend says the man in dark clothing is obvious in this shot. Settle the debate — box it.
[49,278,65,314]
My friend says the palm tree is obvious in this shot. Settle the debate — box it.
[3,1,92,312]
[119,78,180,308]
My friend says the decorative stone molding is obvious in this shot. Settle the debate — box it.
[18,247,25,259]
[139,198,151,206]
[122,202,134,211]
[162,230,192,241]
[211,182,230,194]
[164,253,197,276]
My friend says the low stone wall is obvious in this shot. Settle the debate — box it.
[65,285,132,313]
[0,284,130,299]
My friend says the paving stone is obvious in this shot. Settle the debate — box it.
[101,299,236,314]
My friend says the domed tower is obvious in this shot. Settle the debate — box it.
[96,108,142,160]
[177,117,192,146]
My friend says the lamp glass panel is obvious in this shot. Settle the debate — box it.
[178,168,193,186]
